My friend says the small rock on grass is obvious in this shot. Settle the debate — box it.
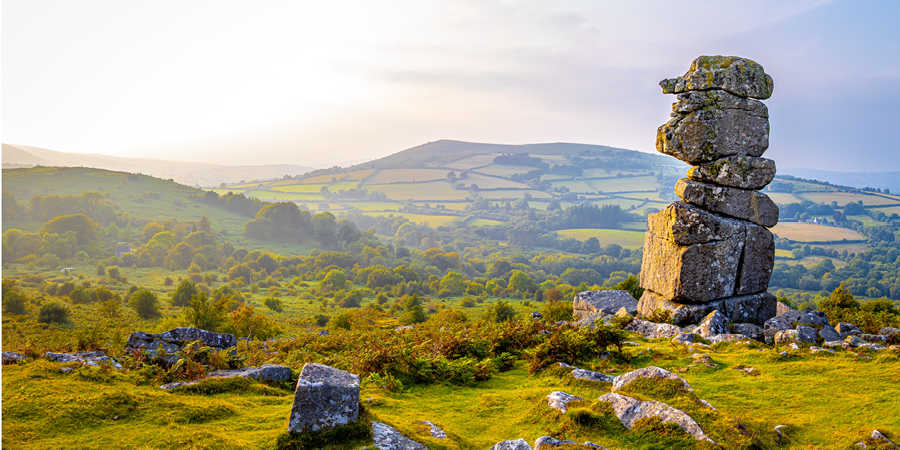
[612,366,693,392]
[490,439,532,450]
[857,429,899,449]
[810,346,836,354]
[534,437,607,450]
[547,391,583,413]
[418,421,446,439]
[572,369,613,384]
[2,352,26,365]
[598,392,715,443]
[371,422,429,450]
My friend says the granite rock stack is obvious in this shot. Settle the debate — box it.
[637,56,778,326]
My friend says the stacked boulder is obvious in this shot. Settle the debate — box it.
[638,56,778,327]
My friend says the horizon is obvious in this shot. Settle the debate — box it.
[3,0,899,170]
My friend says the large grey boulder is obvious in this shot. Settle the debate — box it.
[534,437,607,450]
[660,55,774,100]
[646,201,745,246]
[735,223,775,295]
[796,325,818,343]
[43,351,123,370]
[818,325,840,342]
[695,310,731,338]
[836,322,862,338]
[640,231,743,303]
[676,178,779,228]
[572,290,638,323]
[775,329,814,345]
[598,392,715,443]
[657,91,769,166]
[638,291,775,326]
[688,155,776,190]
[288,363,360,433]
[371,422,429,450]
[547,391,583,413]
[125,327,237,368]
[776,301,794,316]
[572,369,614,384]
[879,327,900,342]
[764,310,830,340]
[490,439,532,450]
[624,319,683,339]
[612,366,692,393]
[732,323,764,341]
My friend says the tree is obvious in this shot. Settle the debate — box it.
[171,279,200,307]
[225,304,281,340]
[185,293,229,331]
[39,214,98,246]
[507,270,535,293]
[484,300,516,323]
[440,272,466,296]
[38,301,70,324]
[2,279,28,315]
[312,212,338,248]
[131,289,160,319]
[322,269,347,290]
[821,284,859,310]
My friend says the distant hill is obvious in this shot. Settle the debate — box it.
[780,168,900,194]
[2,144,314,187]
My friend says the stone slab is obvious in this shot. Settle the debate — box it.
[676,178,779,227]
[660,55,774,99]
[688,155,776,189]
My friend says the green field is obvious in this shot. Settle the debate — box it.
[590,176,658,193]
[343,201,404,211]
[365,169,449,184]
[444,154,497,170]
[555,229,646,249]
[766,192,803,204]
[480,189,552,200]
[462,173,527,190]
[366,212,465,227]
[271,184,327,193]
[802,192,900,207]
[472,164,536,177]
[368,181,470,201]
[770,223,867,243]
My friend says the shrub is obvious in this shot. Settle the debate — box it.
[185,293,229,331]
[264,296,284,312]
[460,296,476,308]
[131,289,160,319]
[225,304,282,340]
[164,276,174,286]
[540,300,573,322]
[56,281,77,297]
[484,300,516,323]
[328,312,353,331]
[69,286,91,304]
[96,264,106,276]
[38,301,70,324]
[171,279,200,307]
[2,279,29,315]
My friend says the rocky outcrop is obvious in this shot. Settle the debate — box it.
[160,364,292,390]
[572,369,614,384]
[125,327,237,368]
[371,422,429,450]
[624,319,682,339]
[534,436,607,450]
[2,352,26,365]
[598,392,715,443]
[547,391,583,413]
[639,58,778,329]
[288,363,360,433]
[572,290,638,325]
[43,351,123,370]
[695,310,731,339]
[612,366,693,393]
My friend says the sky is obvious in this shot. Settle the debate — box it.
[2,0,899,170]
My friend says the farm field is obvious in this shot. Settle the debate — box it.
[766,192,803,204]
[551,180,597,193]
[365,212,464,227]
[471,164,536,177]
[795,255,850,269]
[444,154,497,169]
[343,201,403,211]
[617,191,667,202]
[782,180,839,192]
[770,223,867,243]
[479,189,552,200]
[364,169,449,185]
[590,176,657,193]
[429,202,471,211]
[870,205,900,215]
[462,173,527,189]
[368,181,470,201]
[775,249,794,258]
[271,184,326,193]
[467,218,506,226]
[802,192,900,206]
[620,221,648,231]
[555,228,646,249]
[847,215,880,226]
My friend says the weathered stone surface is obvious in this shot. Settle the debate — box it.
[722,291,777,326]
[878,327,900,342]
[688,155,776,189]
[160,364,292,390]
[709,334,752,344]
[533,437,606,450]
[845,335,867,347]
[672,333,700,345]
[43,351,123,370]
[598,392,715,443]
[531,312,543,319]
[640,230,743,302]
[837,322,862,338]
[858,343,886,351]
[775,329,814,345]
[289,363,360,433]
[624,318,683,339]
[647,201,745,245]
[572,369,614,384]
[810,346,836,354]
[735,223,775,295]
[637,291,723,326]
[823,340,844,348]
[125,327,237,368]
[676,179,779,228]
[612,366,693,393]
[637,291,775,326]
[819,325,840,342]
[547,391,583,413]
[695,310,731,338]
[658,102,769,166]
[573,290,638,322]
[796,325,818,343]
[2,351,26,365]
[490,439,532,450]
[776,301,794,316]
[764,310,830,339]
[419,421,446,439]
[860,334,887,344]
[660,55,774,100]
[371,421,429,450]
[732,323,764,341]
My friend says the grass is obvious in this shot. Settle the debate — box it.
[766,193,803,204]
[367,182,471,201]
[472,165,537,177]
[775,249,794,259]
[479,190,552,200]
[365,212,464,227]
[769,223,866,243]
[468,218,506,226]
[589,176,658,193]
[461,173,528,190]
[365,169,450,185]
[444,155,498,170]
[301,174,347,184]
[802,192,900,207]
[271,184,329,193]
[343,202,404,211]
[555,229,645,249]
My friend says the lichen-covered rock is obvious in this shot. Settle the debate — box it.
[125,327,237,368]
[371,421,429,450]
[160,364,292,390]
[860,334,888,344]
[624,318,683,339]
[732,323,764,341]
[845,335,867,347]
[858,343,887,351]
[43,351,123,370]
[547,391,583,413]
[647,201,745,246]
[612,366,692,393]
[735,223,775,295]
[419,421,446,439]
[533,437,607,450]
[764,310,830,340]
[598,392,715,443]
[640,230,743,302]
[810,346,836,354]
[289,363,360,433]
[721,292,777,325]
[676,178,779,227]
[637,291,723,326]
[796,325,818,343]
[775,329,814,345]
[660,55,774,99]
[776,301,794,316]
[572,369,613,384]
[878,327,900,342]
[572,290,639,322]
[836,322,862,338]
[818,325,841,342]
[3,352,26,365]
[657,96,769,165]
[695,310,731,338]
[709,334,752,344]
[490,439,532,450]
[672,333,700,345]
[688,155,776,189]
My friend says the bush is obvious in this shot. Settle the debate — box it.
[460,296,476,308]
[96,264,106,276]
[185,293,229,331]
[225,304,281,340]
[131,289,160,319]
[264,296,284,312]
[69,286,91,304]
[540,300,573,322]
[484,300,516,323]
[2,279,29,315]
[171,279,200,307]
[164,277,174,286]
[38,301,70,324]
[528,324,623,372]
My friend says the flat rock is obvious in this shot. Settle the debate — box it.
[289,363,360,433]
[42,351,123,370]
[837,322,862,338]
[688,155,776,189]
[823,341,844,348]
[709,334,751,344]
[3,352,26,364]
[646,201,745,245]
[775,329,814,345]
[160,364,292,390]
[598,392,715,443]
[695,310,731,338]
[658,100,769,166]
[845,335,867,347]
[858,343,886,351]
[612,366,692,393]
[860,334,887,344]
[490,439,532,450]
[796,325,818,343]
[371,421,429,450]
[735,223,775,295]
[878,327,900,341]
[534,437,606,450]
[624,319,683,339]
[572,290,639,322]
[572,369,614,384]
[819,325,841,342]
[810,346,836,354]
[732,323,764,341]
[660,55,774,99]
[764,310,830,339]
[672,333,700,345]
[640,230,743,302]
[125,327,237,368]
[547,391,583,413]
[676,178,779,228]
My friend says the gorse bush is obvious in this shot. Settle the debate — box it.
[131,289,159,319]
[38,301,70,325]
[264,296,284,312]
